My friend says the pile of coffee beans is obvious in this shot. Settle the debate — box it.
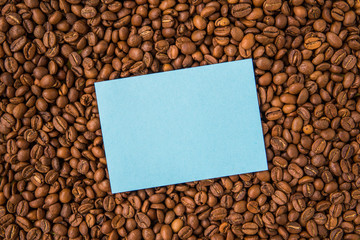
[1,0,360,239]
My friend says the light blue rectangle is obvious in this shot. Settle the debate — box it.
[95,59,268,193]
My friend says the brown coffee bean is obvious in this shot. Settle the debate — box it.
[10,35,27,52]
[103,196,116,211]
[128,229,141,240]
[342,55,356,70]
[242,222,258,235]
[271,190,287,205]
[247,201,260,213]
[178,226,193,239]
[39,75,55,89]
[5,224,19,240]
[43,31,57,48]
[135,213,151,229]
[341,144,354,159]
[111,215,125,229]
[59,188,72,203]
[241,33,255,50]
[180,41,196,55]
[326,32,342,48]
[171,218,183,233]
[256,57,273,70]
[4,57,18,73]
[265,107,283,120]
[270,136,288,151]
[53,116,68,133]
[24,129,38,142]
[87,118,100,132]
[311,138,326,154]
[81,6,97,19]
[45,170,59,184]
[263,0,282,11]
[5,13,22,25]
[304,37,322,50]
[13,103,27,119]
[231,4,252,18]
[69,52,82,66]
[194,191,207,205]
[16,216,32,231]
[210,208,227,220]
[160,225,172,240]
[52,223,67,236]
[330,228,344,240]
[286,222,302,234]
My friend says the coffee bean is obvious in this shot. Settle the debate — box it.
[5,12,22,25]
[27,228,42,240]
[242,222,258,235]
[265,107,283,120]
[10,35,27,52]
[160,225,172,240]
[263,0,282,11]
[59,188,72,203]
[286,222,302,234]
[270,136,288,151]
[81,6,97,19]
[13,103,27,119]
[271,190,287,205]
[53,116,68,133]
[103,195,116,211]
[210,207,227,221]
[16,216,32,232]
[4,57,18,73]
[135,212,151,228]
[231,4,252,18]
[247,201,260,213]
[24,129,38,142]
[330,228,344,240]
[326,32,343,48]
[111,215,125,229]
[304,37,322,50]
[69,52,82,67]
[43,31,57,48]
[5,224,19,240]
[311,138,327,154]
[178,226,193,239]
[342,55,356,70]
[241,33,255,50]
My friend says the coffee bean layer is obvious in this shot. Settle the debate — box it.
[1,0,360,240]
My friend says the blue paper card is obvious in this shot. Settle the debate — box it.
[95,59,268,193]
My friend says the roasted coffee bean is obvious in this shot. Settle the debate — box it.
[178,226,193,239]
[263,0,282,11]
[210,208,227,221]
[24,129,38,143]
[265,107,283,120]
[10,35,27,52]
[304,37,322,50]
[231,4,252,18]
[111,215,125,229]
[270,137,288,151]
[242,222,258,235]
[69,52,82,67]
[53,116,68,133]
[135,212,151,228]
[43,31,57,48]
[271,190,287,205]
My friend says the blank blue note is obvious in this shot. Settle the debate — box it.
[95,59,268,193]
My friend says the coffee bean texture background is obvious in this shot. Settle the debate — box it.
[1,0,360,239]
